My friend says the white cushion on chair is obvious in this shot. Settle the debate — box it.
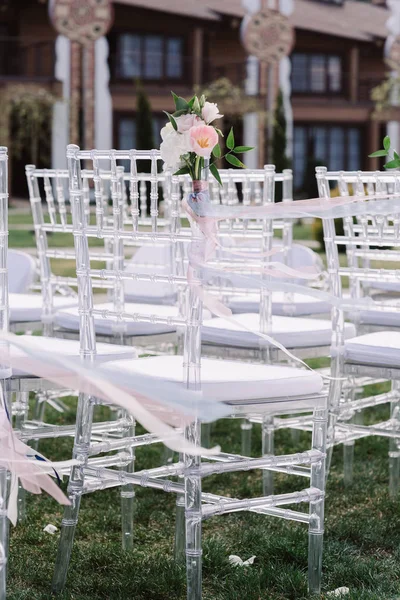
[202,313,356,349]
[8,250,36,293]
[229,292,331,316]
[359,309,400,328]
[124,245,177,305]
[345,331,400,368]
[54,302,182,336]
[99,355,323,403]
[11,335,136,377]
[9,293,77,323]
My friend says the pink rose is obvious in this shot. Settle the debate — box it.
[189,125,219,158]
[176,113,202,133]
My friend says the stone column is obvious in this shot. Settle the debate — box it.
[52,35,70,169]
[241,0,261,167]
[70,41,82,146]
[83,42,95,150]
[95,37,113,151]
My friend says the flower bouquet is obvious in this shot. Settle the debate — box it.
[160,91,254,193]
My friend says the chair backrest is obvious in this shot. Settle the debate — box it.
[67,146,278,388]
[25,154,175,328]
[317,167,400,334]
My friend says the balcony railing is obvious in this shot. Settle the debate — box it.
[0,37,55,81]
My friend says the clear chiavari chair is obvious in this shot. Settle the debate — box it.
[52,145,328,598]
[193,166,354,477]
[317,166,400,491]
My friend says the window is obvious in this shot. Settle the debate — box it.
[116,33,184,80]
[291,53,343,94]
[293,125,362,190]
[116,114,165,150]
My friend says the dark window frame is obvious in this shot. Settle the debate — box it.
[113,111,166,150]
[293,123,365,190]
[290,51,345,96]
[111,30,187,83]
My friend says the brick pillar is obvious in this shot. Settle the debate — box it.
[70,41,82,145]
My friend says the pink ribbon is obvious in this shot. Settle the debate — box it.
[0,407,73,525]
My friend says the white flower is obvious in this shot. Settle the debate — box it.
[176,113,203,133]
[160,125,191,170]
[202,102,223,124]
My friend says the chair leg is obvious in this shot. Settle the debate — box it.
[241,419,252,456]
[262,414,274,496]
[14,392,29,521]
[121,414,135,551]
[174,492,185,561]
[390,381,400,498]
[308,406,327,596]
[184,421,202,600]
[52,393,94,595]
[0,466,7,600]
[30,391,47,453]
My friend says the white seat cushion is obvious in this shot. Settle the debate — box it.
[124,244,177,305]
[359,309,400,328]
[229,292,331,316]
[10,335,136,377]
[345,331,400,368]
[202,313,356,349]
[8,250,36,293]
[100,355,323,404]
[54,302,182,336]
[9,293,77,323]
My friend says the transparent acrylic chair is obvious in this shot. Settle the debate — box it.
[317,166,400,492]
[193,166,354,478]
[52,145,328,598]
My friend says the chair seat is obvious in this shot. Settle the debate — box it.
[99,355,324,405]
[359,309,400,328]
[228,292,331,316]
[54,302,182,336]
[202,313,356,350]
[9,293,77,323]
[345,331,400,369]
[10,335,136,377]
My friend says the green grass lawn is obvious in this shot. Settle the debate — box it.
[7,391,400,600]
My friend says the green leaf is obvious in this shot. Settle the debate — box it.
[233,145,254,153]
[225,154,246,168]
[175,96,189,111]
[212,143,221,159]
[384,159,400,169]
[383,135,391,151]
[226,127,235,150]
[368,150,388,158]
[200,94,206,109]
[215,128,224,137]
[187,95,196,109]
[172,109,188,117]
[171,91,188,112]
[173,166,190,176]
[394,151,400,160]
[171,91,179,108]
[163,111,178,131]
[193,97,200,113]
[210,163,222,186]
